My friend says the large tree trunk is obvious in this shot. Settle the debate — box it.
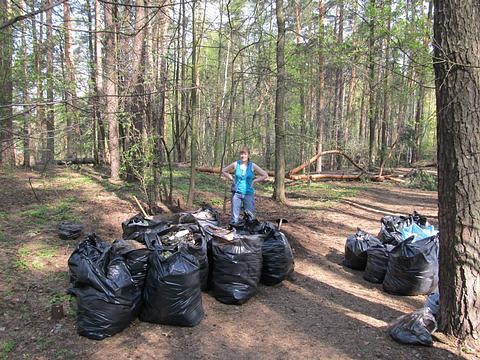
[273,0,286,203]
[94,0,106,164]
[19,0,30,167]
[64,0,77,157]
[315,0,325,172]
[367,0,376,170]
[31,0,44,166]
[187,0,199,207]
[380,1,392,167]
[0,0,14,165]
[334,2,344,170]
[45,0,55,163]
[434,0,480,344]
[104,0,120,179]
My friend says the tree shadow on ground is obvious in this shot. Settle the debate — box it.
[283,228,426,311]
[77,166,183,214]
[255,274,463,360]
[361,187,437,207]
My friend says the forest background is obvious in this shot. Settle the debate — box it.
[0,0,436,206]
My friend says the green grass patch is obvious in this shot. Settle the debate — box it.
[166,168,227,206]
[1,340,15,359]
[19,197,78,226]
[405,170,437,191]
[55,348,75,359]
[16,243,59,271]
[20,304,30,321]
[48,293,74,305]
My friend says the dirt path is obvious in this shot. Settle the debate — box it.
[0,168,475,359]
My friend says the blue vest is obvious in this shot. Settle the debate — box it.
[234,160,254,195]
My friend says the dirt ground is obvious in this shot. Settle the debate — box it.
[0,167,477,360]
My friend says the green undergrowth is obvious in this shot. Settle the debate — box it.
[1,340,15,360]
[168,169,229,206]
[285,182,364,205]
[18,197,78,226]
[405,170,437,191]
[15,243,60,271]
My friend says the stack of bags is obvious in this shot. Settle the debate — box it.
[67,206,295,340]
[343,211,440,346]
[343,211,439,296]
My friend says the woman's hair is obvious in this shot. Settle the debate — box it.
[239,146,250,162]
[239,146,250,155]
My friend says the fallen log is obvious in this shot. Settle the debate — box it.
[288,150,369,177]
[288,173,362,181]
[56,157,96,165]
[384,176,407,184]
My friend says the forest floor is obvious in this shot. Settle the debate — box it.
[0,166,478,360]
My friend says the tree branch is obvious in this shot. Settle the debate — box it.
[0,0,66,30]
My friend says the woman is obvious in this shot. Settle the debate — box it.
[221,147,269,225]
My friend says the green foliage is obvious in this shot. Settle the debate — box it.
[1,340,15,360]
[0,230,6,243]
[121,135,158,203]
[20,198,77,225]
[20,304,30,321]
[16,244,59,271]
[55,349,75,359]
[406,170,437,191]
[48,293,74,306]
[170,168,226,206]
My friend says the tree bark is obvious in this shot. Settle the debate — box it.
[63,0,77,157]
[32,0,44,166]
[367,0,376,170]
[288,150,369,177]
[45,0,55,163]
[94,0,106,163]
[273,0,286,203]
[19,0,30,167]
[187,0,199,207]
[0,0,14,165]
[104,0,120,179]
[315,0,325,172]
[434,0,480,344]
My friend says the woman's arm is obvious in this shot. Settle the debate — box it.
[252,163,269,184]
[221,162,236,181]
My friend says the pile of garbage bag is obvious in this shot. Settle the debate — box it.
[343,211,439,296]
[68,205,294,339]
[389,307,438,346]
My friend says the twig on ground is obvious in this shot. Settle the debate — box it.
[28,177,41,203]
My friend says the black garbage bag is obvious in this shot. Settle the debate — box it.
[180,233,209,291]
[230,210,269,235]
[425,291,440,318]
[111,239,150,288]
[124,230,160,250]
[383,235,439,296]
[180,205,220,228]
[121,214,171,239]
[389,308,437,346]
[152,223,209,291]
[68,234,111,288]
[68,246,142,340]
[58,221,84,240]
[343,230,382,270]
[260,229,294,286]
[363,244,395,283]
[140,247,204,327]
[210,228,264,305]
[378,211,429,245]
